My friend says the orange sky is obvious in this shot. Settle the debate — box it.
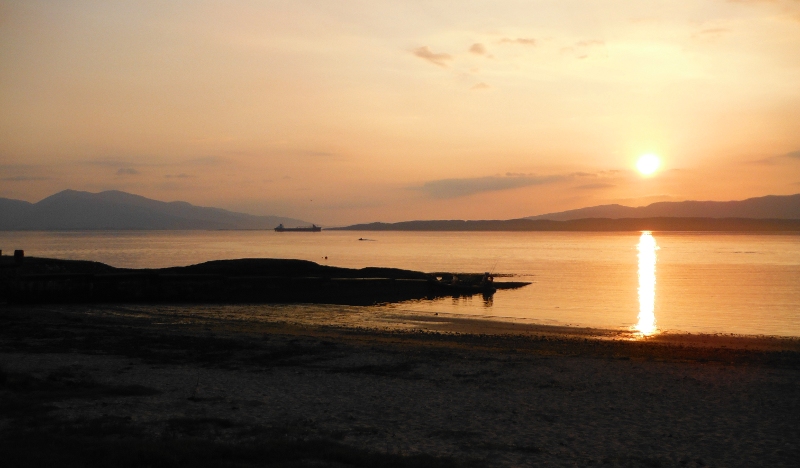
[1,0,799,224]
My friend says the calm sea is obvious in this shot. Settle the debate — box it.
[1,230,798,337]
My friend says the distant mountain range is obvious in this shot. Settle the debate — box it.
[335,193,800,232]
[0,190,310,230]
[3,190,799,232]
[525,194,800,220]
[334,218,800,232]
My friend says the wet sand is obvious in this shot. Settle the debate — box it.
[1,304,799,467]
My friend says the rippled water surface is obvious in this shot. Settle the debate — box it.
[1,230,798,336]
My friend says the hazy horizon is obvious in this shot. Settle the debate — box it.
[3,188,799,226]
[2,1,799,225]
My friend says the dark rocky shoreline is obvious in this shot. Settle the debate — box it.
[0,257,529,305]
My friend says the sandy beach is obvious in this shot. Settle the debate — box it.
[1,304,799,467]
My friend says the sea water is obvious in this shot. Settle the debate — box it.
[1,230,798,337]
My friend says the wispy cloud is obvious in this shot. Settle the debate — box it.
[696,27,729,35]
[750,149,800,164]
[471,82,490,90]
[417,173,571,198]
[416,169,623,198]
[561,39,606,59]
[412,46,452,67]
[116,168,139,175]
[0,163,44,170]
[469,43,487,55]
[576,182,615,190]
[83,156,180,168]
[692,27,730,41]
[266,149,345,160]
[164,173,193,179]
[85,158,144,168]
[294,150,340,158]
[724,0,800,22]
[0,176,50,182]
[499,37,536,46]
[185,156,225,165]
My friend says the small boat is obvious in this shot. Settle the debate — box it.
[274,224,322,232]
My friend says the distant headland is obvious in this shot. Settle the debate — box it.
[332,217,800,232]
[333,193,800,232]
[524,193,800,221]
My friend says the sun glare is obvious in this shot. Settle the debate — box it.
[635,231,659,336]
[636,154,661,176]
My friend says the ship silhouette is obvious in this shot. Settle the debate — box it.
[274,223,322,232]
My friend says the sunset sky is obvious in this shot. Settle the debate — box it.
[1,0,799,224]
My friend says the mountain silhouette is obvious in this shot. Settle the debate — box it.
[334,193,800,231]
[0,190,310,230]
[334,218,800,232]
[526,194,800,220]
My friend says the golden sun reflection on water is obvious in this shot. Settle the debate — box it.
[635,231,659,336]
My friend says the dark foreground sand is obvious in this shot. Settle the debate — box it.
[1,304,799,467]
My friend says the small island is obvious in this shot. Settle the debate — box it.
[0,256,529,306]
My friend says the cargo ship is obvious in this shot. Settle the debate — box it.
[274,223,322,232]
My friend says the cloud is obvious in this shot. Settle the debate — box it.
[724,0,800,22]
[576,182,615,190]
[692,27,730,42]
[186,156,225,165]
[561,40,606,59]
[469,43,487,55]
[696,27,729,35]
[748,157,776,165]
[499,37,536,46]
[0,176,50,181]
[471,82,490,90]
[412,46,452,67]
[598,169,624,175]
[116,168,139,175]
[164,173,193,179]
[417,174,570,198]
[268,149,344,160]
[295,150,340,158]
[85,158,141,168]
[750,149,800,164]
[415,170,619,197]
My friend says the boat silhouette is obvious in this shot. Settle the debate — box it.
[274,224,322,232]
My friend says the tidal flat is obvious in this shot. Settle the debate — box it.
[1,304,798,467]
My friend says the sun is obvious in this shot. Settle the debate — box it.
[636,154,661,176]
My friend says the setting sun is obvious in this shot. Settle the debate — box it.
[636,154,661,176]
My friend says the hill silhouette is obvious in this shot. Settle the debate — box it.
[333,194,800,232]
[334,218,800,232]
[0,190,310,230]
[526,193,800,220]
